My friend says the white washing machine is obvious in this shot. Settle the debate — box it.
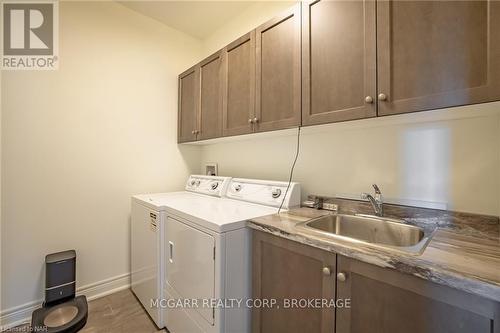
[131,175,231,328]
[131,175,300,333]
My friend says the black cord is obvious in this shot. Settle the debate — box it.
[278,126,301,214]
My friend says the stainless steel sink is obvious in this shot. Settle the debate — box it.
[296,214,433,255]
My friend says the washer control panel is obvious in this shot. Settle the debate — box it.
[226,178,301,209]
[185,175,231,197]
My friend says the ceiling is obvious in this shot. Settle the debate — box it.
[118,1,256,40]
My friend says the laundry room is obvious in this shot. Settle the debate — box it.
[1,1,500,333]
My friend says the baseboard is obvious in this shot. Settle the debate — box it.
[0,272,130,331]
[77,272,131,302]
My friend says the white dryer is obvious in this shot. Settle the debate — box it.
[131,175,300,333]
[163,177,300,333]
[131,175,231,328]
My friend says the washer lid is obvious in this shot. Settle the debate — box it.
[133,192,278,232]
[164,197,279,233]
[132,176,301,233]
[132,191,202,211]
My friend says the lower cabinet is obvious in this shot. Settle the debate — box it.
[252,230,336,333]
[336,256,500,333]
[252,230,500,333]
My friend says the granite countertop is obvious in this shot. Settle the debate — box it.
[248,201,500,302]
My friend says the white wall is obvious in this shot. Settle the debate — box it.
[200,105,500,215]
[1,1,201,316]
[198,2,500,216]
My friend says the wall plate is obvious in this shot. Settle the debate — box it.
[205,163,218,176]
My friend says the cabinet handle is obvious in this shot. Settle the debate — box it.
[322,267,331,276]
[191,130,196,135]
[253,117,259,123]
[365,96,374,104]
[248,119,253,124]
[169,241,174,263]
[337,272,347,282]
[378,93,387,101]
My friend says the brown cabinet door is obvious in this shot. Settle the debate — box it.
[336,256,499,333]
[255,4,301,132]
[222,32,255,137]
[302,0,376,126]
[198,51,223,140]
[377,0,500,116]
[178,66,199,143]
[252,231,336,333]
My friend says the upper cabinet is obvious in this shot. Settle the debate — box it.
[178,66,199,143]
[178,0,500,143]
[377,0,500,116]
[255,4,301,132]
[222,32,255,137]
[198,51,224,140]
[302,0,377,125]
[178,52,224,143]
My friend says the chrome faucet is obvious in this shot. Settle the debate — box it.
[361,184,383,217]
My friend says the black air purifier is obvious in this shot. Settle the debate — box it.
[31,250,88,333]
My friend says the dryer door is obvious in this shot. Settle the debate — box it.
[165,216,215,325]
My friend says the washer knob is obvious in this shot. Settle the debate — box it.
[195,180,201,187]
[271,188,282,198]
[234,184,242,192]
[211,182,219,190]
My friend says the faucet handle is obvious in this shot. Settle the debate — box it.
[360,193,369,200]
[372,184,381,194]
